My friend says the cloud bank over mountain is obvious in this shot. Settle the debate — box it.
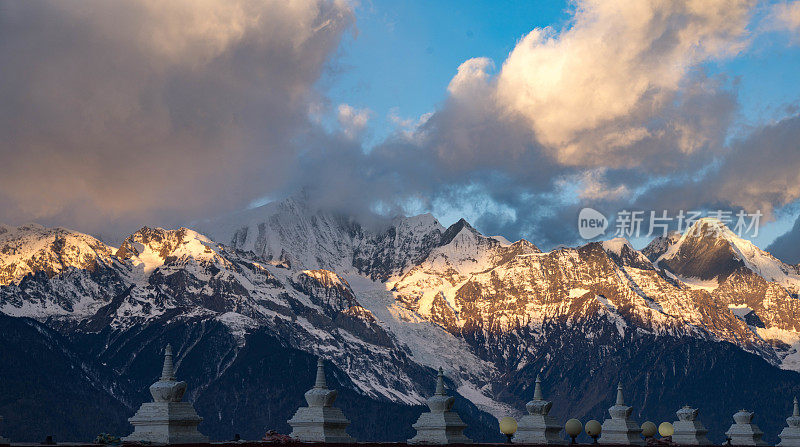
[1,0,800,248]
[290,0,800,247]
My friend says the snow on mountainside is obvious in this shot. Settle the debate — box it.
[0,224,130,319]
[0,223,119,286]
[5,198,800,424]
[641,218,800,370]
[652,218,800,294]
[642,231,681,262]
[0,224,435,404]
[353,213,447,281]
[378,215,800,373]
[393,235,764,350]
[197,195,447,280]
[116,227,223,276]
[198,196,361,272]
[389,218,540,327]
[197,204,532,411]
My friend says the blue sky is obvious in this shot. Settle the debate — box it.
[324,0,573,145]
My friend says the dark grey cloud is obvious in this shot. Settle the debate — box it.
[768,215,800,265]
[283,82,738,249]
[0,0,354,240]
[632,114,800,220]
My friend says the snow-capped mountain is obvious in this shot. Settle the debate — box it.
[2,224,437,403]
[0,224,131,319]
[641,231,682,261]
[0,224,119,286]
[3,198,800,443]
[650,218,800,294]
[643,218,800,371]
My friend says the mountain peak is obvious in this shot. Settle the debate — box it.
[440,218,479,246]
[598,237,655,270]
[643,231,681,261]
[116,226,217,275]
[685,217,738,239]
[0,224,117,286]
[653,218,800,292]
[601,237,632,256]
[657,221,746,281]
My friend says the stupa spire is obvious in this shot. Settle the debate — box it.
[533,374,543,401]
[314,359,327,389]
[779,397,800,446]
[599,382,644,445]
[160,344,175,381]
[434,367,446,396]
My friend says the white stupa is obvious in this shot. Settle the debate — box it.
[779,398,800,447]
[513,375,565,444]
[672,406,712,445]
[725,409,768,446]
[287,359,355,443]
[122,344,209,444]
[408,368,472,444]
[598,383,644,445]
[0,415,9,445]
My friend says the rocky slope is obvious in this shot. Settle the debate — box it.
[2,199,800,442]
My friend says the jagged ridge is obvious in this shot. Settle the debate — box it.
[2,200,800,442]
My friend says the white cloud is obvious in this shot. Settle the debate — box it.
[633,114,800,222]
[770,1,800,41]
[388,108,433,141]
[337,104,371,139]
[447,57,493,98]
[491,0,754,165]
[576,170,630,201]
[329,0,767,247]
[288,0,800,249]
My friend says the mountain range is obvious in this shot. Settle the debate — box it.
[2,196,800,443]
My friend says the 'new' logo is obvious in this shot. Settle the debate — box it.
[578,208,608,239]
